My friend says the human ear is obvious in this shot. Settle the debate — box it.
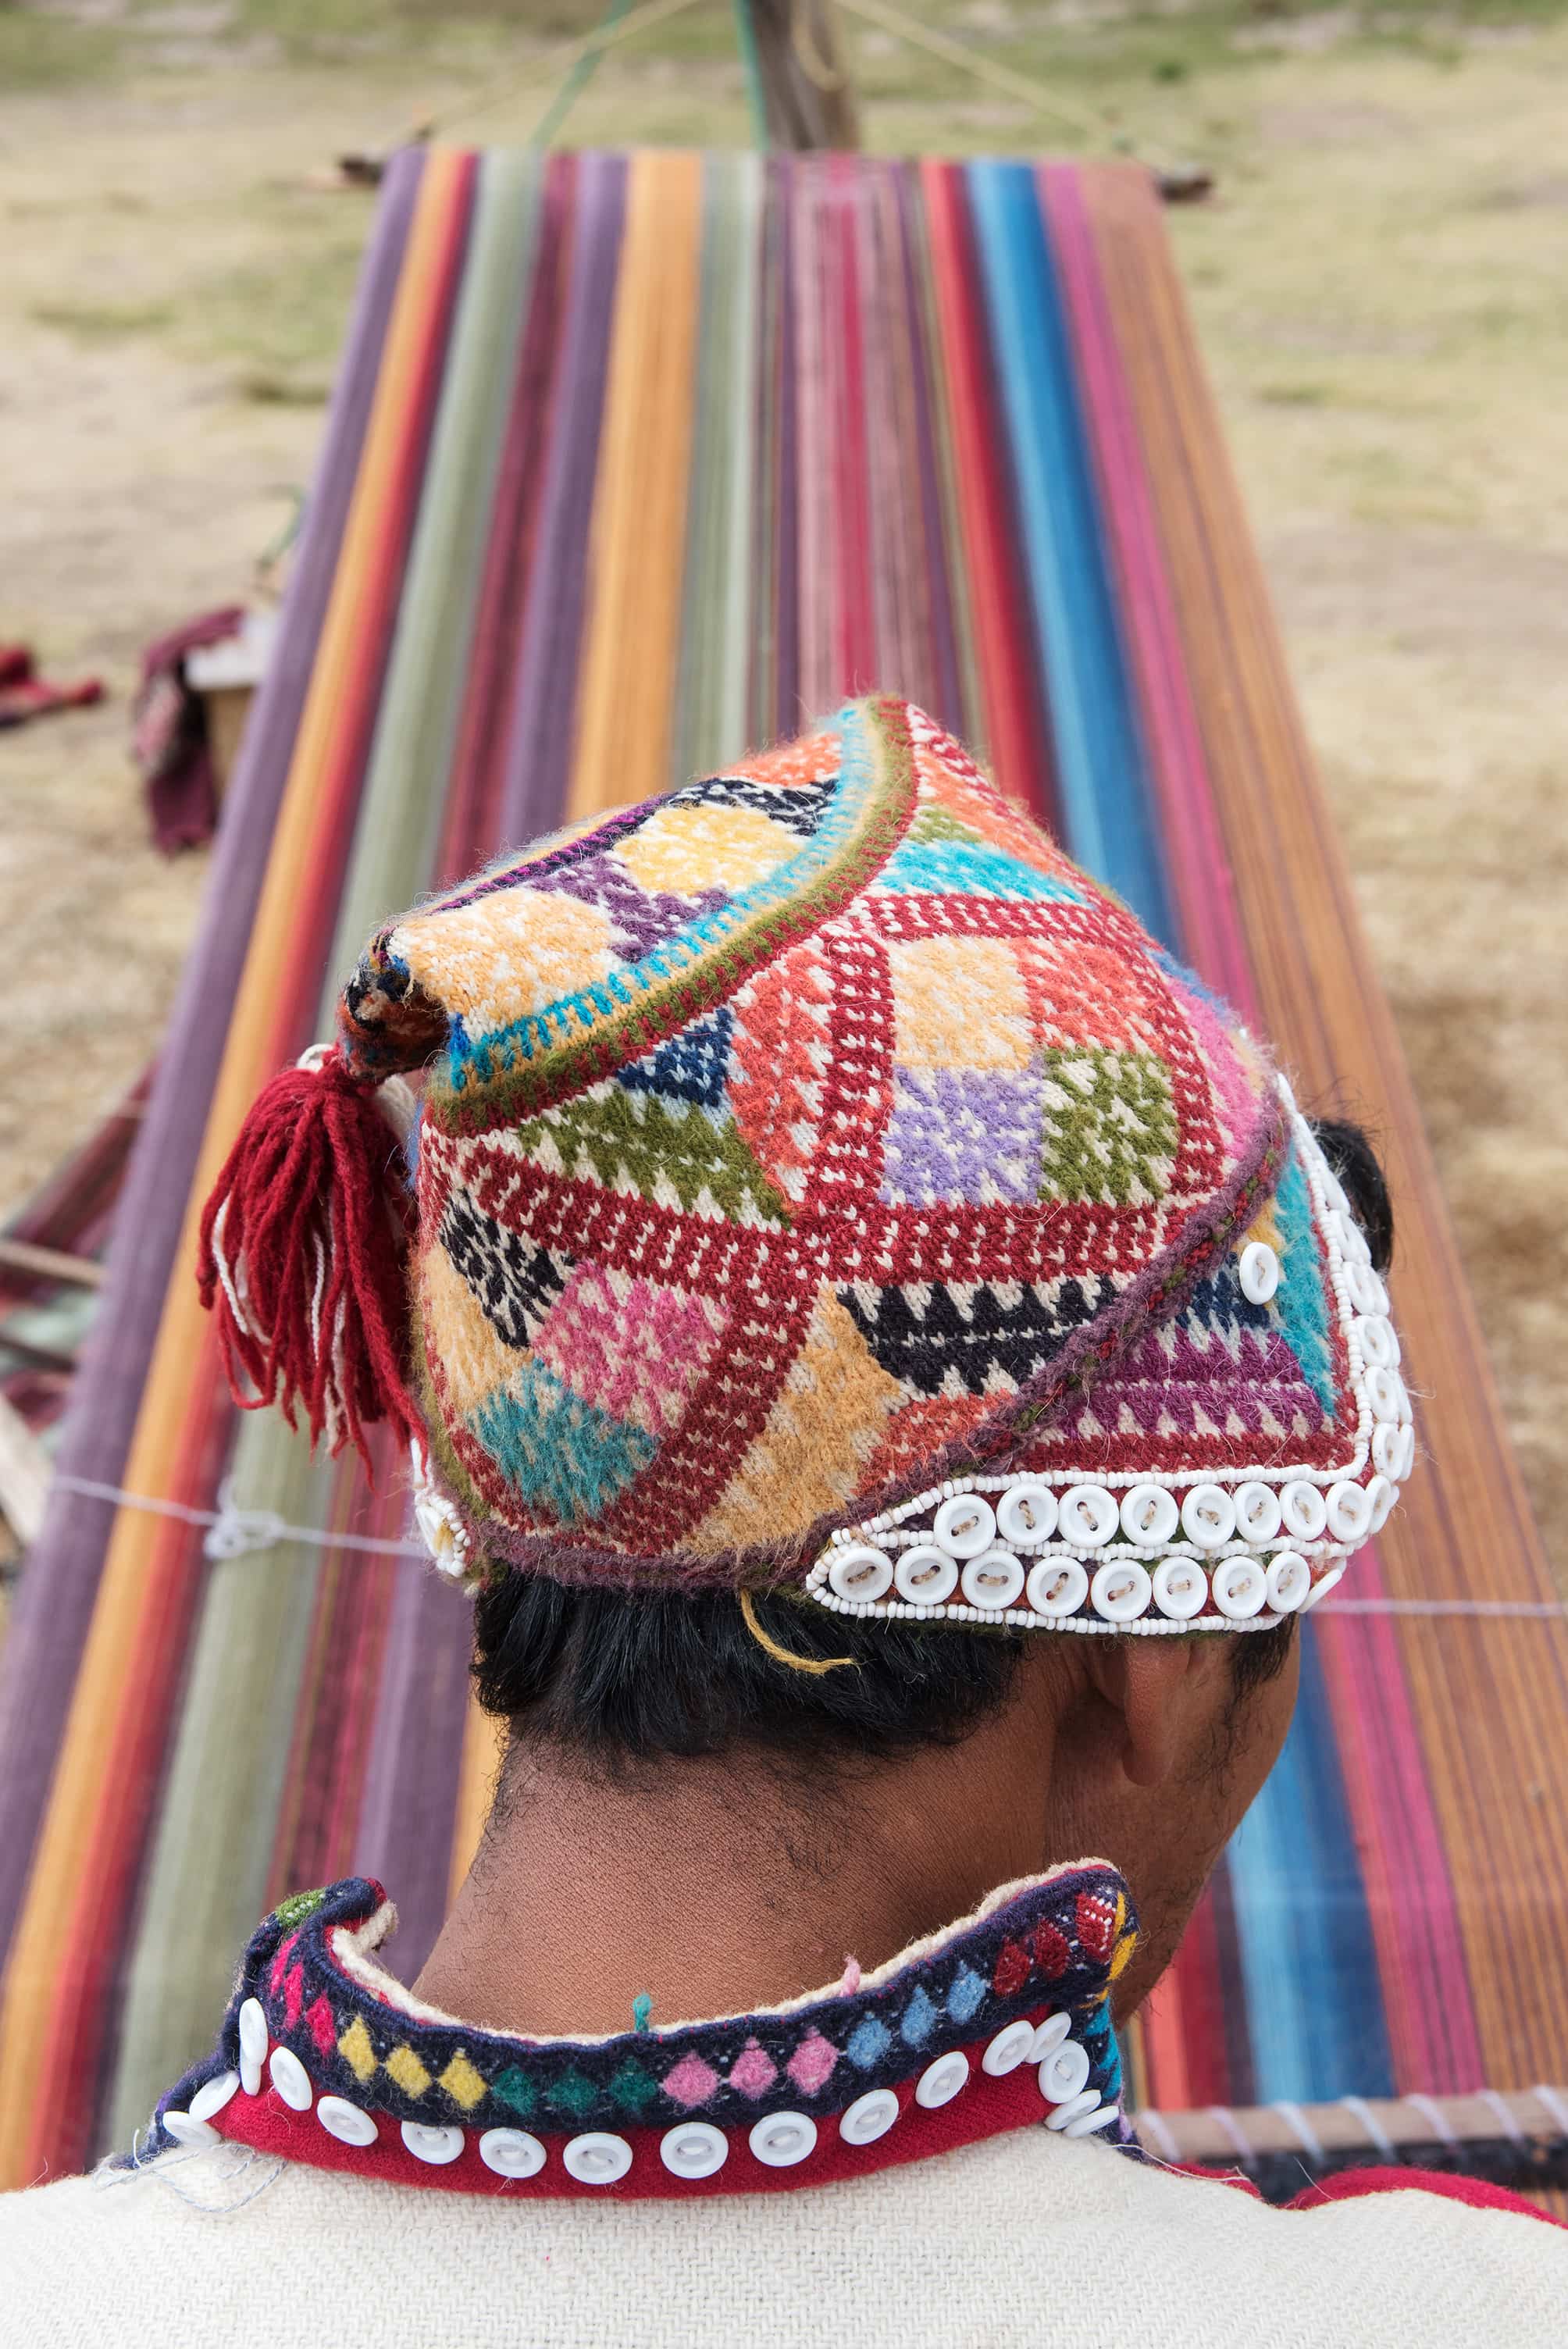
[1081,1637,1230,1789]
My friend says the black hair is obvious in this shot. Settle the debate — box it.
[473,1117,1392,1766]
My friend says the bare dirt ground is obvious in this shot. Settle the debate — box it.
[2,6,1564,1571]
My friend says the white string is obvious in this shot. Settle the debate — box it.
[1338,2095,1398,2163]
[1531,2085,1568,2140]
[1475,2089,1529,2149]
[1204,2105,1256,2162]
[1402,2093,1461,2151]
[1270,2100,1327,2166]
[52,1475,427,1565]
[1135,2107,1182,2162]
[1321,1598,1565,1619]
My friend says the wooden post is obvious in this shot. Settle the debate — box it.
[747,1,861,150]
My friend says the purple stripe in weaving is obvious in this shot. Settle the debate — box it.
[0,148,426,1970]
[496,149,628,841]
[349,1556,474,1979]
[773,151,800,737]
[895,160,964,742]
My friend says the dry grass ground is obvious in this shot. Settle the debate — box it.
[1,2,1564,1572]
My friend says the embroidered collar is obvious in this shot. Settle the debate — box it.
[146,1864,1138,2198]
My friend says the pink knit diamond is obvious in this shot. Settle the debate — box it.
[727,2039,778,2098]
[786,2031,838,2096]
[661,2052,720,2109]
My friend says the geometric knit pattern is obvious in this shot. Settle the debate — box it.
[146,1871,1135,2166]
[332,695,1337,1595]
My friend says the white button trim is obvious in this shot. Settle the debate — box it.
[827,1544,893,1603]
[1211,1556,1268,1620]
[660,2121,728,2179]
[481,2128,547,2179]
[982,2019,1038,2077]
[317,2094,379,2148]
[1280,1481,1328,1543]
[933,1493,996,1558]
[1238,1240,1280,1305]
[401,2120,465,2165]
[996,1482,1057,1546]
[1031,2012,1072,2060]
[1301,1559,1348,1611]
[563,2131,633,2185]
[1326,1480,1373,1542]
[1057,1485,1119,1549]
[1265,1551,1311,1613]
[1181,1484,1237,1551]
[189,2069,240,2124]
[1151,1556,1206,1621]
[1039,2038,1092,2104]
[162,2108,221,2149]
[914,2050,970,2108]
[1062,2101,1118,2138]
[960,1549,1025,1610]
[1044,2087,1104,2133]
[893,1544,958,1606]
[1027,1558,1089,1618]
[839,2088,901,2145]
[1234,1481,1282,1545]
[237,1998,268,2097]
[1119,1484,1179,1546]
[269,2045,314,2113]
[1090,1558,1152,1624]
[749,2111,818,2167]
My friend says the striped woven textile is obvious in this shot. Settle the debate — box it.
[0,148,1562,2188]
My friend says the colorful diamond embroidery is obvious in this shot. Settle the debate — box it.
[846,2017,893,2069]
[786,2032,839,2096]
[661,2052,720,2109]
[727,2040,779,2098]
[490,2065,537,2121]
[472,1366,657,1527]
[337,2017,377,2085]
[946,1966,985,2025]
[439,2052,488,2111]
[899,1987,938,2047]
[384,2044,433,2098]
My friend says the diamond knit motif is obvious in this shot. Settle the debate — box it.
[325,695,1315,1591]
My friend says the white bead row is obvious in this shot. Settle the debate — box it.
[159,2001,1112,2181]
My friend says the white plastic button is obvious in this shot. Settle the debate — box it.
[1366,1474,1397,1531]
[1280,1481,1327,1542]
[915,2051,970,2108]
[1394,1424,1416,1481]
[1119,1484,1179,1547]
[996,1482,1057,1546]
[564,2131,633,2185]
[1238,1241,1280,1305]
[827,1545,893,1603]
[1181,1485,1237,1551]
[1356,1316,1398,1371]
[893,1545,958,1606]
[1057,1486,1118,1549]
[1320,1166,1351,1221]
[1301,1559,1347,1611]
[659,2121,728,2179]
[1151,1557,1207,1621]
[1326,1481,1373,1542]
[317,2095,378,2148]
[1039,2038,1092,2103]
[749,2112,817,2167]
[1367,1366,1402,1425]
[1234,1482,1282,1546]
[1031,2012,1072,2059]
[1264,1552,1311,1613]
[982,2019,1038,2077]
[269,2046,314,2113]
[401,2121,465,2165]
[1211,1557,1268,1620]
[481,2128,547,2179]
[237,1998,268,2097]
[189,2069,239,2124]
[1026,1558,1089,1618]
[1395,1376,1413,1428]
[1063,2101,1118,2138]
[933,1493,996,1559]
[1090,1559,1152,1624]
[839,2089,900,2145]
[1329,1208,1370,1268]
[1372,1422,1402,1477]
[1346,1263,1389,1318]
[960,1549,1025,1611]
[162,2108,220,2148]
[1045,2087,1103,2133]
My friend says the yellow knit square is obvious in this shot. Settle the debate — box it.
[416,1233,519,1424]
[384,2044,432,2098]
[439,2051,489,2112]
[396,888,617,1042]
[612,802,796,896]
[337,2016,377,2086]
[888,938,1032,1071]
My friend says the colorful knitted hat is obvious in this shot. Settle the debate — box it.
[199,697,1414,1634]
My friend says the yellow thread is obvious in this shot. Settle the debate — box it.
[739,1588,856,1677]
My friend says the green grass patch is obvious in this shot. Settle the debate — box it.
[30,298,176,344]
[0,7,123,89]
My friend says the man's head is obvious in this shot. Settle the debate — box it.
[200,699,1410,2007]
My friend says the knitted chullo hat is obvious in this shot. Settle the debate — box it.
[200,697,1414,1634]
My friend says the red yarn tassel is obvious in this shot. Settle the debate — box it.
[197,1049,421,1470]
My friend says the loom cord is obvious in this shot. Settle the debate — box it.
[2,155,1564,2194]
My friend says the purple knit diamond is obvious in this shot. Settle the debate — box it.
[536,850,726,962]
[785,2030,839,2096]
[882,1066,1046,1208]
[727,2039,779,2098]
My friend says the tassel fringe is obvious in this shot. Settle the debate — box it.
[197,1046,422,1470]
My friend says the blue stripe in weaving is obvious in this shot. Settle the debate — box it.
[1226,1624,1395,2100]
[965,159,1174,945]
